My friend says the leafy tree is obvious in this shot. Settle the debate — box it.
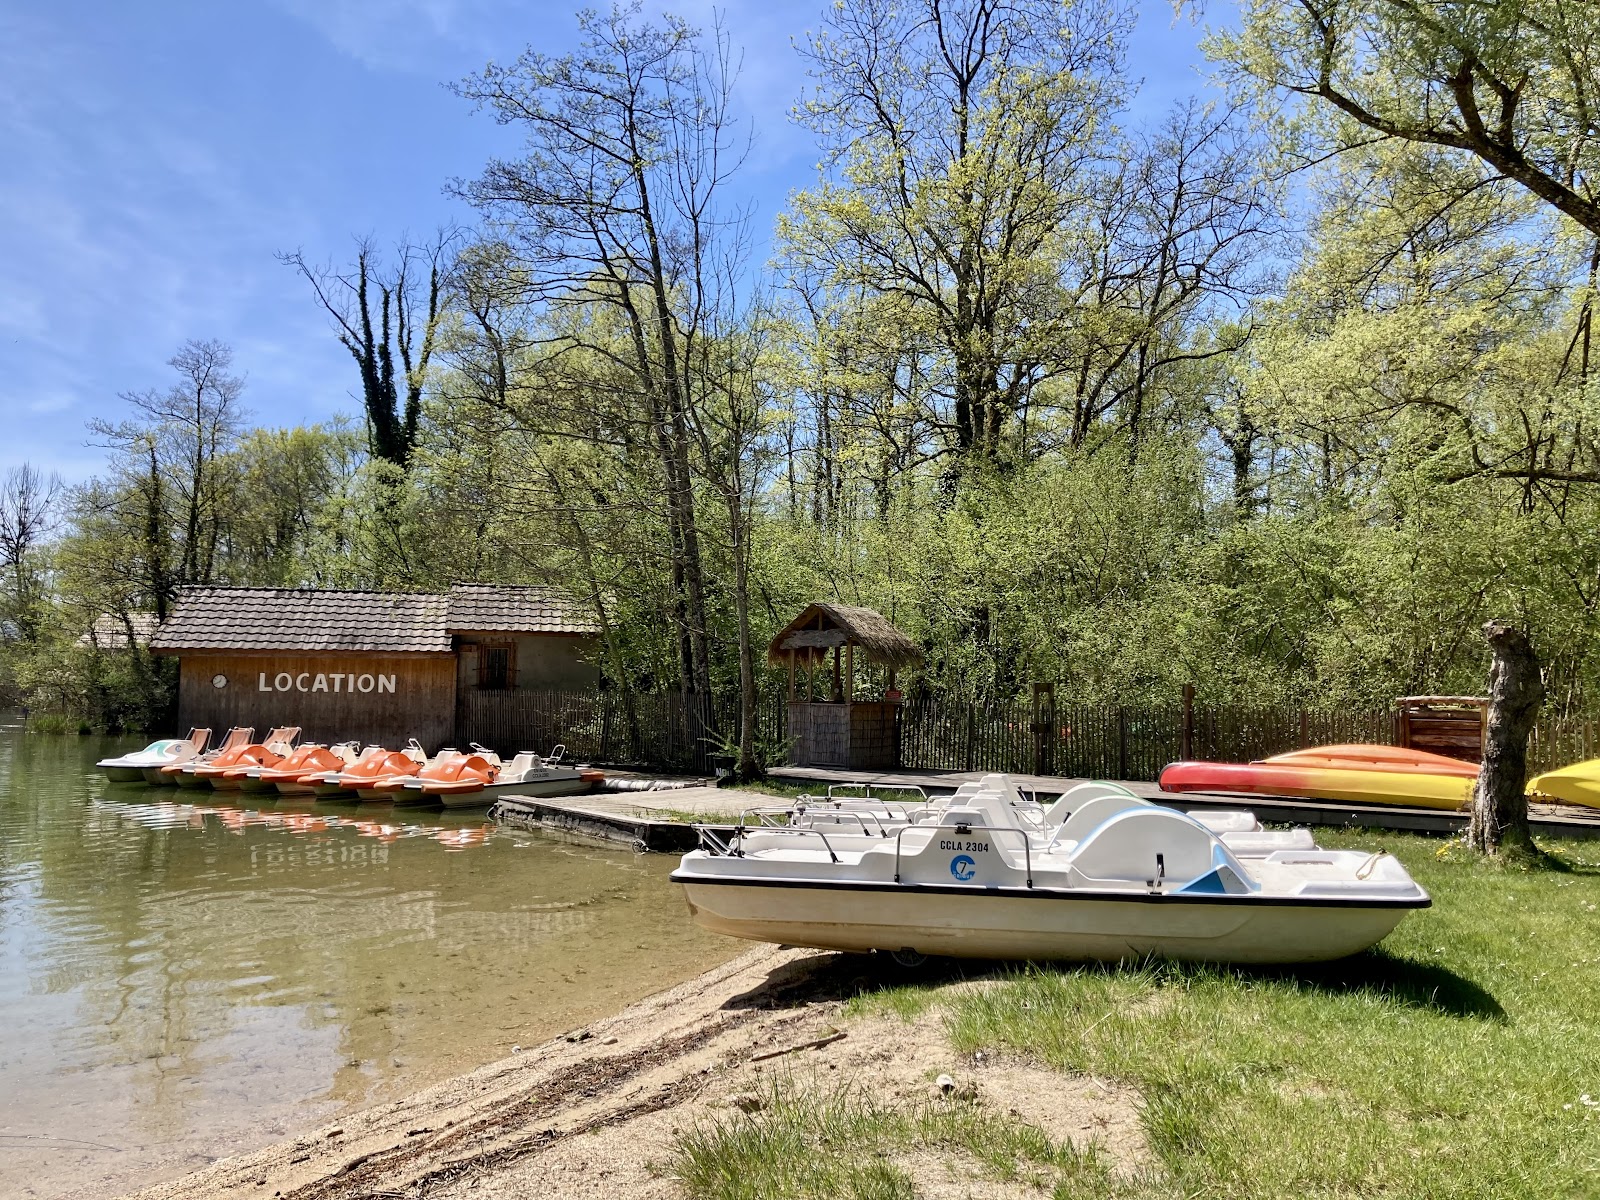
[1209,0,1600,236]
[281,233,458,469]
[452,2,772,774]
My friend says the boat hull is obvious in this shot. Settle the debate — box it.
[390,772,594,808]
[674,877,1417,965]
[1264,744,1478,775]
[143,767,179,785]
[100,766,147,783]
[1159,761,1472,810]
[1528,760,1600,810]
[435,776,593,808]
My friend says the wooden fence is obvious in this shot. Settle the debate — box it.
[898,695,1397,780]
[454,687,787,773]
[457,684,1600,781]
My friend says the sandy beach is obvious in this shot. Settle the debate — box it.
[125,946,1146,1200]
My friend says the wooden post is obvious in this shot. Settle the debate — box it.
[1299,706,1309,747]
[845,641,854,705]
[787,648,796,700]
[831,645,842,701]
[1181,683,1195,761]
[1031,682,1055,776]
[1466,620,1543,856]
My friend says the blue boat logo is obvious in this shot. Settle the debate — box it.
[949,854,976,881]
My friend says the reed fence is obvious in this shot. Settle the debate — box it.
[457,684,1600,780]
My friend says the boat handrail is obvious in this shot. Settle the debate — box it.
[739,806,897,838]
[694,825,736,856]
[726,823,845,863]
[739,808,878,840]
[893,821,1033,888]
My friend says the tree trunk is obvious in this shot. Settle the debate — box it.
[1464,619,1544,855]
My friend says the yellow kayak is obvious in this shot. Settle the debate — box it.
[1527,760,1600,810]
[1160,760,1475,810]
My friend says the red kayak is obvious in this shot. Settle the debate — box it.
[1159,756,1474,811]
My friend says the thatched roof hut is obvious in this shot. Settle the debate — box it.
[772,603,917,768]
[767,603,922,670]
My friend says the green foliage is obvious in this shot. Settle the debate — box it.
[16,1,1600,725]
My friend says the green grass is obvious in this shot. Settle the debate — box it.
[676,833,1600,1199]
[24,713,91,735]
[671,1077,1127,1200]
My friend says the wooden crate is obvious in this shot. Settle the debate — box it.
[1396,696,1486,763]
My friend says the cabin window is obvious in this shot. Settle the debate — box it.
[478,643,515,690]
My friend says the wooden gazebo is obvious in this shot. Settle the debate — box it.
[769,603,922,769]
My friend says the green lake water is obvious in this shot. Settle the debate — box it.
[0,719,734,1199]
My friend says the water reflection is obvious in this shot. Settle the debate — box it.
[0,721,730,1199]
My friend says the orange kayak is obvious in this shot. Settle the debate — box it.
[1264,745,1479,777]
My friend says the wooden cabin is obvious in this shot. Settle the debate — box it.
[149,585,599,750]
[769,603,922,769]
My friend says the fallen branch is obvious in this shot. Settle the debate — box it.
[750,1030,847,1062]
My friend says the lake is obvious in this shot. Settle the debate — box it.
[0,719,734,1198]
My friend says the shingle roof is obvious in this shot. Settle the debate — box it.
[148,585,598,654]
[149,588,453,654]
[445,584,599,635]
[77,612,160,649]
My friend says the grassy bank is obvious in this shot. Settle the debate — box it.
[669,833,1600,1199]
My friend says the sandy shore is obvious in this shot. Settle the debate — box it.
[126,946,1146,1200]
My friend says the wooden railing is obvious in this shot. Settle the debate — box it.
[457,684,1600,781]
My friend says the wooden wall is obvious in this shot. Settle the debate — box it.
[787,700,900,769]
[174,653,457,751]
[454,634,600,694]
[1398,701,1486,763]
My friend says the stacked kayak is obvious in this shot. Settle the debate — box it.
[1528,760,1600,810]
[1160,745,1478,811]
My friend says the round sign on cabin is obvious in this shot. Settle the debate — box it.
[211,674,228,689]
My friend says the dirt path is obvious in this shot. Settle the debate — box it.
[127,947,1145,1200]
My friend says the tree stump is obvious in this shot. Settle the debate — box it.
[1464,620,1543,855]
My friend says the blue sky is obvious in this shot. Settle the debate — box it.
[1,0,1219,482]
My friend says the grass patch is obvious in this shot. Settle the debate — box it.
[841,832,1600,1199]
[670,1076,1126,1200]
[748,832,1600,1196]
[24,713,91,735]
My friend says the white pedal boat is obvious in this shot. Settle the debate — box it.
[743,775,1323,858]
[673,779,1429,965]
[96,728,211,783]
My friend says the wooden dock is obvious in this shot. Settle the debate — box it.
[489,786,774,852]
[768,765,1600,841]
